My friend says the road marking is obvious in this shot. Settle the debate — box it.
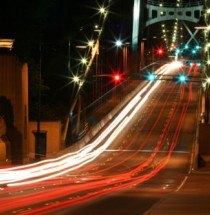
[176,176,188,192]
[104,149,189,153]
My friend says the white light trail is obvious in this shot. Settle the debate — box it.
[0,62,181,186]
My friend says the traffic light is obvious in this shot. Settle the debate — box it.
[114,74,121,81]
[148,73,156,82]
[175,49,181,54]
[178,74,187,83]
[112,74,122,83]
[157,48,164,55]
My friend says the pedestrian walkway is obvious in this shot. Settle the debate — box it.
[144,153,210,215]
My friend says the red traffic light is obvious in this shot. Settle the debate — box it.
[157,48,163,55]
[114,75,121,81]
[112,74,122,82]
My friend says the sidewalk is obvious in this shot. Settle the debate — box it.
[144,149,210,215]
[144,162,210,215]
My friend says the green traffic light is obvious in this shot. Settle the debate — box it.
[148,74,156,81]
[179,75,187,82]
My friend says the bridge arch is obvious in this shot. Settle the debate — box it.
[146,4,203,27]
[132,0,204,51]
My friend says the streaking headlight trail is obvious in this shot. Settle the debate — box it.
[0,62,182,186]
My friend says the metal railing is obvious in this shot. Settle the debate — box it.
[68,62,164,142]
[69,80,137,141]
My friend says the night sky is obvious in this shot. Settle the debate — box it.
[0,0,134,121]
[0,0,202,121]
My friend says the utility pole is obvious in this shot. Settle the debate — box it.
[68,40,71,75]
[36,43,42,160]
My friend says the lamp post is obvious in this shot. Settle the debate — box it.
[36,43,42,160]
[68,40,71,75]
[115,39,122,72]
[115,40,122,96]
[62,4,108,145]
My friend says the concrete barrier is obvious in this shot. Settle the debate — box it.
[59,80,148,155]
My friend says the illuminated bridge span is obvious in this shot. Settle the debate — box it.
[132,0,203,50]
[146,4,203,26]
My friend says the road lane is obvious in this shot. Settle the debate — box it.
[0,62,201,215]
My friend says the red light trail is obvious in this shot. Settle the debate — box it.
[0,62,198,215]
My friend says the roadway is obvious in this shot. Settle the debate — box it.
[0,62,201,214]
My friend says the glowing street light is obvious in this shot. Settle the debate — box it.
[73,75,80,83]
[99,7,106,14]
[116,40,122,47]
[88,40,94,47]
[206,77,210,84]
[81,58,88,64]
[79,80,84,88]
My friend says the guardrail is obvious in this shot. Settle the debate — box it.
[68,62,164,143]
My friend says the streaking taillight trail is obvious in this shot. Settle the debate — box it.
[0,62,183,186]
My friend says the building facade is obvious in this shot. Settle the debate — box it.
[0,54,29,164]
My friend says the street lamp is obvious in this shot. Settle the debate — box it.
[61,1,110,145]
[88,40,94,47]
[72,75,80,84]
[81,58,88,64]
[114,40,123,76]
[36,43,42,160]
[99,7,106,14]
[206,77,210,84]
[116,40,122,47]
